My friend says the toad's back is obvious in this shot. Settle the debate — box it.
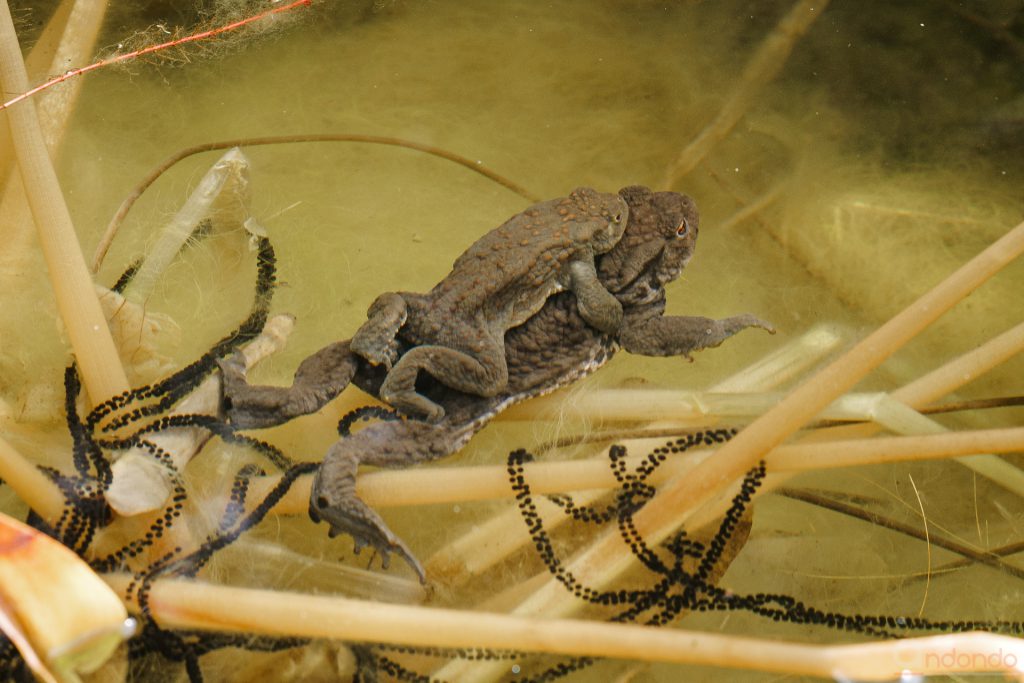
[428,187,626,326]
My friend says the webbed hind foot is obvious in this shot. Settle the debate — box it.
[309,458,426,583]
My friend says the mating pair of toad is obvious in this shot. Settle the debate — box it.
[220,185,774,579]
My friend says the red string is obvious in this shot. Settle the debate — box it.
[0,0,312,113]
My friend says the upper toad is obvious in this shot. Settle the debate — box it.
[349,187,628,420]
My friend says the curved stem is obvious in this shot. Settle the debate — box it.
[92,134,540,271]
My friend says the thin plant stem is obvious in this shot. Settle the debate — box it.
[779,488,1024,582]
[660,0,830,188]
[0,0,107,189]
[92,135,540,272]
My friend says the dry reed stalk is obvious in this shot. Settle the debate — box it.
[235,425,1024,520]
[659,0,830,188]
[770,426,1024,471]
[32,1,109,150]
[495,388,1008,426]
[98,573,1024,680]
[0,1,128,406]
[0,0,61,184]
[0,1,110,369]
[894,319,1024,411]
[0,434,65,525]
[395,512,756,676]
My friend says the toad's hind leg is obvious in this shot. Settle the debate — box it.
[310,437,425,582]
[379,334,507,421]
[309,418,469,583]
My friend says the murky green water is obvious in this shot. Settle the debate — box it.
[2,0,1023,680]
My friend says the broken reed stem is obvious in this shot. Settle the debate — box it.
[660,0,830,188]
[105,314,296,517]
[123,148,250,301]
[246,426,1024,516]
[0,1,128,406]
[98,573,1024,680]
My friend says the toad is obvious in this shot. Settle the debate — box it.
[349,186,629,420]
[219,186,774,580]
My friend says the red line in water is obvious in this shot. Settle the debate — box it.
[0,0,312,113]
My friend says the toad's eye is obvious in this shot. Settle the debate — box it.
[613,212,623,223]
[675,218,689,238]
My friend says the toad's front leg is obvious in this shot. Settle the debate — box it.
[619,312,775,359]
[219,340,359,430]
[566,258,623,334]
[351,292,408,369]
